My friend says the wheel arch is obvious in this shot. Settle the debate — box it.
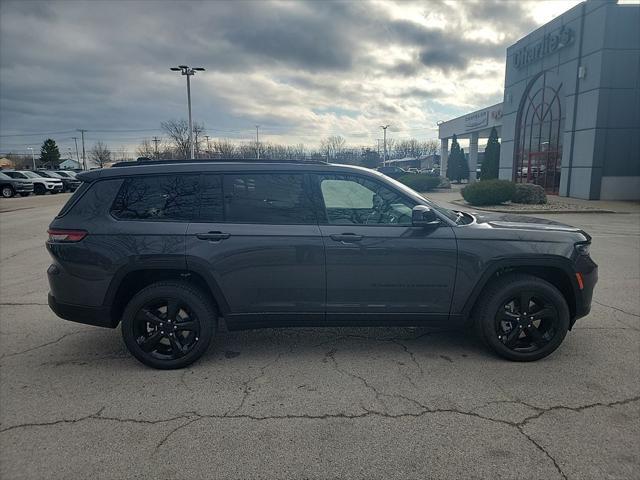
[105,265,230,326]
[463,258,579,326]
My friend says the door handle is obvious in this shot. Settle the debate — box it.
[330,233,363,243]
[196,231,231,241]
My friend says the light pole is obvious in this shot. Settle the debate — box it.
[380,125,390,166]
[27,147,35,169]
[170,65,205,159]
[255,125,260,159]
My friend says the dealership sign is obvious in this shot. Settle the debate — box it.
[513,26,574,69]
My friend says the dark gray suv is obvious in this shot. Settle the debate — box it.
[46,160,597,369]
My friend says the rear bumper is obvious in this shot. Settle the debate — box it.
[48,293,116,328]
[15,185,34,193]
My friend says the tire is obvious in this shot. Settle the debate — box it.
[34,184,45,195]
[121,281,216,369]
[1,185,15,198]
[475,274,570,362]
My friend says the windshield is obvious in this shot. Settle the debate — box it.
[5,171,27,179]
[40,171,62,178]
[55,171,71,178]
[20,171,42,178]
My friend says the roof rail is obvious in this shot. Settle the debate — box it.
[111,158,329,168]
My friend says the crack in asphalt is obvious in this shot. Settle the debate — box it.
[0,330,91,359]
[226,353,284,416]
[3,395,638,480]
[0,302,48,306]
[593,300,640,319]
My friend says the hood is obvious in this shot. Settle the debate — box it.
[470,211,591,241]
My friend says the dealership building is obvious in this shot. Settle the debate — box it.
[439,0,640,200]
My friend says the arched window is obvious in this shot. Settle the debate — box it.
[514,72,564,194]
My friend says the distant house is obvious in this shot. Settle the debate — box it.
[58,158,82,170]
[0,157,15,169]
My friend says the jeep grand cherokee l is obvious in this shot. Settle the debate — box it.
[46,160,597,369]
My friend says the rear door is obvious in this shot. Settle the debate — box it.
[312,172,457,321]
[185,172,325,327]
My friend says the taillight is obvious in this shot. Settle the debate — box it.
[47,229,87,242]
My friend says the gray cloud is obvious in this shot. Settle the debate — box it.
[0,0,566,151]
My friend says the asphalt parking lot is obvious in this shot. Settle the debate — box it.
[1,192,638,480]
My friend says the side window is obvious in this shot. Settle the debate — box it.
[111,174,200,221]
[199,174,223,222]
[318,174,414,225]
[223,173,315,224]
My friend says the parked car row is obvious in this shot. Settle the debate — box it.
[0,170,81,198]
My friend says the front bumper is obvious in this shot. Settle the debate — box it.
[45,183,64,191]
[15,184,34,193]
[571,255,598,326]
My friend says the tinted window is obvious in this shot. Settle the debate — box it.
[318,174,414,225]
[199,174,224,222]
[223,173,315,224]
[4,172,27,179]
[111,175,200,221]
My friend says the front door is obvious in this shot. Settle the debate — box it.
[185,172,325,327]
[312,173,457,322]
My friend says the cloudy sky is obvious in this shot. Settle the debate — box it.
[0,0,588,156]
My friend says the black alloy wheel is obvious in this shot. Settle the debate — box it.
[121,281,216,369]
[495,292,559,353]
[34,184,45,195]
[476,274,570,361]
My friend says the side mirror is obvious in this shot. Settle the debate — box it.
[412,205,440,228]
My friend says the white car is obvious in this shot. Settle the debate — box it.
[4,170,64,195]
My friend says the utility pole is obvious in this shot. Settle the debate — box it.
[27,147,35,169]
[255,125,260,159]
[204,135,211,157]
[170,65,205,159]
[72,137,80,164]
[152,136,160,159]
[77,129,87,170]
[381,125,390,166]
[377,139,381,158]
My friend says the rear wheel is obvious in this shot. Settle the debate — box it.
[121,281,216,369]
[475,274,570,361]
[1,186,15,198]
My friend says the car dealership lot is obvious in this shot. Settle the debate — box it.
[1,193,638,479]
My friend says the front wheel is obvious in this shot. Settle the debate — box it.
[475,274,570,361]
[121,281,216,369]
[1,186,15,198]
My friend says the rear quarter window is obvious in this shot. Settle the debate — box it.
[55,181,91,218]
[111,174,200,221]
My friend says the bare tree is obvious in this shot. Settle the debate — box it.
[320,135,346,161]
[89,141,112,167]
[136,139,156,159]
[161,119,205,159]
[423,139,439,157]
[212,139,238,158]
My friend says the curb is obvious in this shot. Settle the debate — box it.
[449,199,617,214]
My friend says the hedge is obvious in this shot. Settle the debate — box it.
[461,179,515,206]
[397,174,441,191]
[512,183,547,204]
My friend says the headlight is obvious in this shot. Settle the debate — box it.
[575,243,591,256]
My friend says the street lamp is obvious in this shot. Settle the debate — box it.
[170,65,205,159]
[27,147,35,169]
[380,125,390,166]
